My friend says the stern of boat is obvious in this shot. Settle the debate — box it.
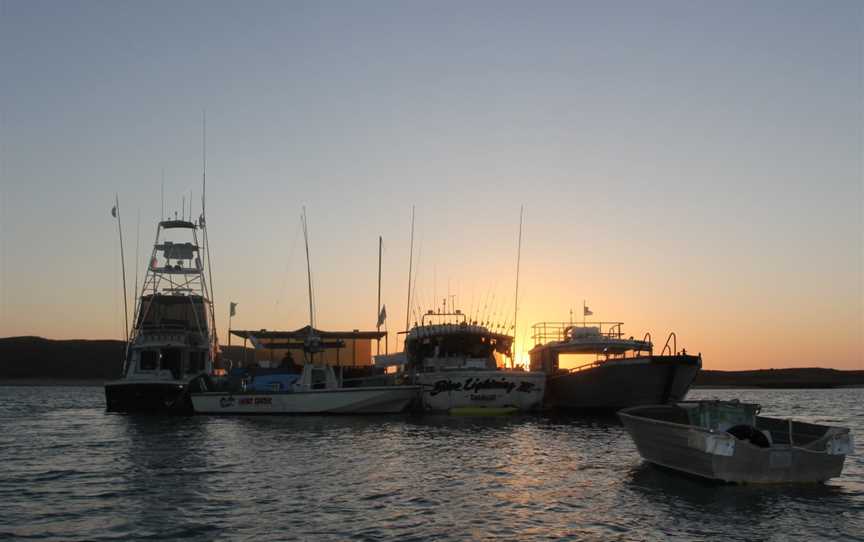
[104,380,192,414]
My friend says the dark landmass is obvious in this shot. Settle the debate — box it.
[1,337,862,388]
[0,337,254,382]
[0,337,124,381]
[694,368,864,389]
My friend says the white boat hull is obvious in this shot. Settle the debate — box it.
[191,385,420,414]
[417,371,546,412]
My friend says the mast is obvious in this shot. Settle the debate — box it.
[200,109,217,355]
[512,205,523,368]
[113,194,130,344]
[302,207,315,328]
[405,205,415,333]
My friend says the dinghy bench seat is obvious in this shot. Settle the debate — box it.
[756,417,835,447]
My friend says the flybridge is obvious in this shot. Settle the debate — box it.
[406,310,515,347]
[142,221,209,296]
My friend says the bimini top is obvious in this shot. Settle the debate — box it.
[159,219,197,229]
[231,326,386,352]
[232,326,386,342]
[406,322,513,345]
[407,310,513,344]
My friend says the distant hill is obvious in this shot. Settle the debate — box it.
[694,368,864,388]
[0,337,255,381]
[0,337,125,380]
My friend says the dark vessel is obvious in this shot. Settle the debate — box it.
[104,218,217,413]
[529,320,701,411]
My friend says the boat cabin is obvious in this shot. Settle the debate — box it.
[529,321,653,373]
[405,311,514,371]
[135,294,210,331]
[123,294,214,379]
[125,345,210,380]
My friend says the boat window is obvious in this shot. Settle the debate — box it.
[439,335,493,358]
[140,351,159,371]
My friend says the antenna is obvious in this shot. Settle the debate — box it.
[134,208,140,304]
[513,205,524,368]
[433,264,436,316]
[404,205,415,333]
[202,109,207,219]
[377,235,383,355]
[160,169,165,222]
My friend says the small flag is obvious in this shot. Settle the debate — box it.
[111,205,117,218]
[377,304,387,327]
[230,302,238,317]
[584,306,593,316]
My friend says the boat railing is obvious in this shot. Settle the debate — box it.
[531,321,626,346]
[661,332,677,356]
[421,310,468,326]
[564,359,606,374]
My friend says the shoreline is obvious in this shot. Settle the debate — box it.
[1,379,861,390]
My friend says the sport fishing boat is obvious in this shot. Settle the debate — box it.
[104,217,218,413]
[529,320,701,411]
[400,310,546,414]
[619,400,854,483]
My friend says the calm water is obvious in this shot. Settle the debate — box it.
[0,387,862,541]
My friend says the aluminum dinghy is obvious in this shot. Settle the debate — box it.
[618,400,854,483]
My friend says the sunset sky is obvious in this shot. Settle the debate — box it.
[0,1,861,370]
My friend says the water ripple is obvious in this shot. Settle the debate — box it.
[0,386,861,540]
